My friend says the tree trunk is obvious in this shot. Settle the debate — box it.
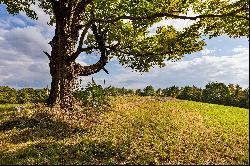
[46,1,109,110]
[59,62,77,109]
[46,12,78,109]
[47,51,79,109]
[46,33,78,109]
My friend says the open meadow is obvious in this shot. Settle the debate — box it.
[0,96,249,165]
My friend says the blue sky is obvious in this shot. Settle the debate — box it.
[0,4,249,90]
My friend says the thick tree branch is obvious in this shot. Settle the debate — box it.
[67,3,117,63]
[74,53,109,76]
[68,43,119,62]
[78,21,92,50]
[74,8,110,76]
[97,7,248,23]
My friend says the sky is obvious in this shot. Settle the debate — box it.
[0,4,249,90]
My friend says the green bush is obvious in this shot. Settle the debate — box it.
[16,88,34,104]
[202,82,231,105]
[33,89,49,103]
[177,86,193,101]
[155,88,163,97]
[0,82,248,109]
[0,86,17,104]
[162,86,180,98]
[73,79,110,112]
[177,86,202,102]
[106,87,119,96]
[143,85,155,96]
[103,87,134,96]
[190,86,202,102]
[135,89,143,96]
[238,88,249,109]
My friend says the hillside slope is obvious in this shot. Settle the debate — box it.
[0,97,249,165]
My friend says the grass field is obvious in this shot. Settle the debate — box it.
[0,96,249,165]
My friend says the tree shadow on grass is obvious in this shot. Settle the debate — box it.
[0,106,129,165]
[0,111,87,143]
[0,139,125,165]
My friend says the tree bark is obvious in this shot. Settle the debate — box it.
[47,41,79,109]
[46,1,77,109]
[46,29,78,109]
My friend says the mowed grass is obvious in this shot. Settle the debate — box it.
[0,96,249,165]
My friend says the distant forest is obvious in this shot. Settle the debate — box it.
[0,81,249,109]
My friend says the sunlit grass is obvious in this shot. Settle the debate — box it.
[0,96,249,165]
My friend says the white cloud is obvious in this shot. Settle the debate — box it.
[0,17,26,29]
[3,26,51,58]
[30,4,51,27]
[232,45,249,53]
[149,10,197,34]
[105,46,249,89]
[201,48,216,55]
[0,21,52,88]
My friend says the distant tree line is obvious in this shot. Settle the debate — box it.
[0,82,249,109]
[104,82,249,109]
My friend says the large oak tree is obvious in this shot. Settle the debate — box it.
[0,0,249,109]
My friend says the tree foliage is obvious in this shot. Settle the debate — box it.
[132,82,249,108]
[178,86,202,101]
[201,82,231,105]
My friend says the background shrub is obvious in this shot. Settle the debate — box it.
[143,85,155,96]
[73,78,111,112]
[0,86,17,104]
[202,82,231,105]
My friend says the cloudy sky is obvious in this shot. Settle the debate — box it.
[0,4,249,90]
